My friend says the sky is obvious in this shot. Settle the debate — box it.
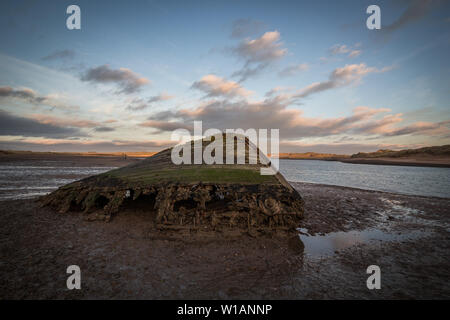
[0,0,449,154]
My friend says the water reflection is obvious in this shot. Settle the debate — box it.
[298,228,428,257]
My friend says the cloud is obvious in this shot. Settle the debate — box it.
[363,118,450,137]
[126,98,148,111]
[0,136,429,155]
[384,0,438,34]
[231,31,287,81]
[264,86,290,97]
[42,49,75,61]
[0,138,175,152]
[278,63,309,77]
[127,92,174,111]
[147,78,450,141]
[29,114,101,128]
[294,64,382,99]
[0,86,79,111]
[147,92,397,139]
[148,92,173,103]
[94,126,115,132]
[0,86,40,102]
[278,141,425,155]
[192,74,253,98]
[234,31,287,62]
[329,44,362,58]
[352,113,404,135]
[0,110,85,139]
[330,44,351,55]
[383,121,449,136]
[231,18,265,38]
[348,50,362,58]
[139,120,193,133]
[81,65,150,94]
[103,119,118,124]
[231,63,270,83]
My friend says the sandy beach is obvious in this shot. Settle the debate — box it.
[0,180,449,299]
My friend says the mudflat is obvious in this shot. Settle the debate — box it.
[0,182,449,299]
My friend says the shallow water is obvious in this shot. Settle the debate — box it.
[1,158,450,200]
[297,228,428,257]
[0,164,116,200]
[279,159,450,198]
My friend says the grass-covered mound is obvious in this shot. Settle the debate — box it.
[40,135,304,237]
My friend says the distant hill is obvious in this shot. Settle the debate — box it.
[0,150,157,158]
[351,145,450,159]
[276,152,349,160]
[342,145,450,168]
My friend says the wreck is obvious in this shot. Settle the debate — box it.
[40,135,304,237]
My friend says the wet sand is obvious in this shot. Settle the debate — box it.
[0,182,449,299]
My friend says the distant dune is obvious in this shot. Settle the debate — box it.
[0,150,348,160]
[275,152,349,160]
[342,145,450,168]
[0,150,157,158]
[2,145,450,167]
[350,145,450,159]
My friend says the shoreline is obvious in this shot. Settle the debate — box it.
[1,151,449,200]
[280,157,450,168]
[292,181,450,200]
[339,158,450,168]
[3,150,450,169]
[0,182,449,299]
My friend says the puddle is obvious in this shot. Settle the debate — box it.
[298,228,428,257]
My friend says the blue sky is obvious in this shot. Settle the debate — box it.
[0,0,449,153]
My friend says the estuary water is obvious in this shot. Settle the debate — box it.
[279,159,450,198]
[0,164,116,201]
[0,159,449,200]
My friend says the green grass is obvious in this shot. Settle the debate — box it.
[102,166,277,184]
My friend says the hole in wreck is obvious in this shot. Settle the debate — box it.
[173,199,198,212]
[69,200,82,212]
[114,192,158,225]
[95,195,109,209]
[205,198,230,211]
[121,193,157,213]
